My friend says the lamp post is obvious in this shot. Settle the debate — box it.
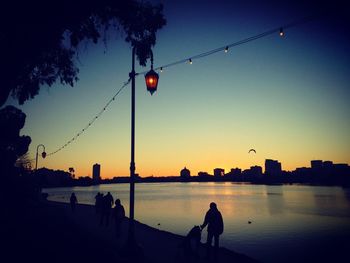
[127,46,137,247]
[35,144,46,171]
[126,46,159,251]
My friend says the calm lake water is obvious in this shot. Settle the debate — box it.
[44,182,350,262]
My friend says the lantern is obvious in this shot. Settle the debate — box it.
[42,151,47,158]
[145,69,159,95]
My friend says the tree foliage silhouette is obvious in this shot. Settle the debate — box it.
[0,0,166,106]
[68,167,75,178]
[15,152,32,171]
[0,106,31,179]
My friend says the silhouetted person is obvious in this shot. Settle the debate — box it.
[113,199,125,237]
[70,192,77,212]
[100,194,109,226]
[95,192,102,214]
[100,192,114,226]
[105,192,114,207]
[201,202,224,260]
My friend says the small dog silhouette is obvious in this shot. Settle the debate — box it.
[182,225,202,259]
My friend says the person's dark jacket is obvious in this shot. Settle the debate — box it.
[201,207,224,235]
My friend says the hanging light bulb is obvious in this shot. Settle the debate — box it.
[189,58,193,64]
[279,28,284,37]
[160,67,163,73]
[224,46,229,53]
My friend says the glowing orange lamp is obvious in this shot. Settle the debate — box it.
[145,52,159,95]
[145,69,159,95]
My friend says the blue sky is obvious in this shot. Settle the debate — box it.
[7,0,350,178]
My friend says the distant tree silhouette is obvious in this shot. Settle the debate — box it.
[0,0,166,106]
[36,168,75,187]
[0,105,31,180]
[15,152,32,171]
[68,167,75,178]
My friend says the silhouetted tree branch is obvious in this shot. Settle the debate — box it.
[0,0,166,106]
[0,105,31,178]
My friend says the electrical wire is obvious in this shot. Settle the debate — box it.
[137,14,319,75]
[42,78,130,158]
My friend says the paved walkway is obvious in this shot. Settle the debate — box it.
[52,201,259,263]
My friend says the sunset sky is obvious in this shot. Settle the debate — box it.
[6,0,350,178]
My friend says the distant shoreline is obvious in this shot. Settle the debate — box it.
[42,179,350,189]
[35,163,350,189]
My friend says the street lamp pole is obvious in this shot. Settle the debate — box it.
[35,144,46,171]
[128,46,136,244]
[125,46,159,255]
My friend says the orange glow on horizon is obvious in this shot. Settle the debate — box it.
[37,153,350,180]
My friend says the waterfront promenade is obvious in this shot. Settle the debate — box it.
[50,201,258,262]
[3,199,258,263]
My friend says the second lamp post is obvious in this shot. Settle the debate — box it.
[35,144,46,171]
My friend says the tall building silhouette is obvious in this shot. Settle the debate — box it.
[92,163,101,183]
[265,159,282,176]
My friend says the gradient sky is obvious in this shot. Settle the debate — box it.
[6,0,350,178]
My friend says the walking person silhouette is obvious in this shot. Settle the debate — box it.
[100,192,114,226]
[113,199,125,237]
[95,192,102,214]
[201,202,224,260]
[70,192,78,212]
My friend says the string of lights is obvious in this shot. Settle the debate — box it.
[137,14,319,75]
[34,14,319,161]
[42,78,131,158]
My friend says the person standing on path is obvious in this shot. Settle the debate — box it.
[201,202,224,260]
[70,192,78,212]
[100,192,114,226]
[113,199,125,237]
